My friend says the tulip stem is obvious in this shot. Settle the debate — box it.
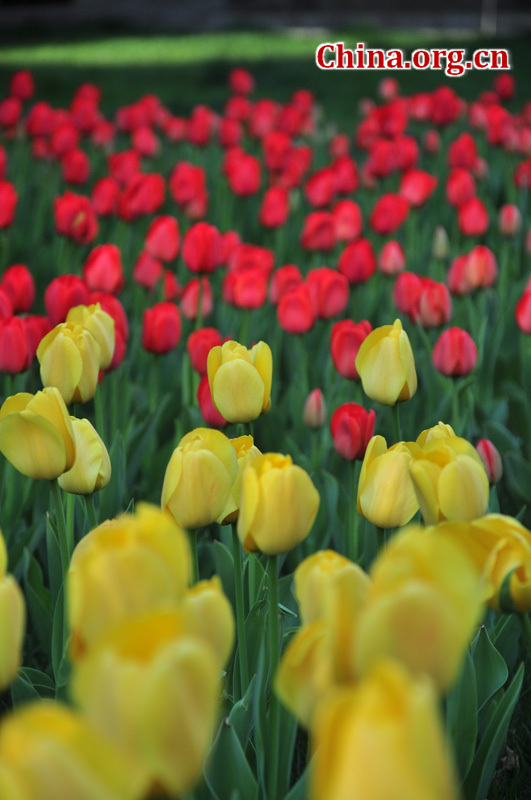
[188,530,199,585]
[50,479,69,580]
[267,554,280,800]
[392,403,402,443]
[66,492,75,557]
[85,494,98,532]
[520,613,531,655]
[231,523,250,699]
[452,379,460,435]
[94,387,105,441]
[348,460,361,563]
[376,525,386,553]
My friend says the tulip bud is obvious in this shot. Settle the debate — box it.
[0,531,25,691]
[303,389,327,430]
[45,274,90,325]
[142,302,181,354]
[0,317,32,373]
[432,327,477,377]
[82,244,123,293]
[357,435,420,528]
[432,225,449,260]
[67,303,115,370]
[0,387,76,480]
[207,340,272,424]
[330,319,372,381]
[58,417,111,495]
[237,453,320,555]
[355,319,417,406]
[1,263,35,312]
[476,438,503,484]
[145,215,180,262]
[37,322,101,404]
[498,203,522,237]
[516,289,531,333]
[162,428,238,530]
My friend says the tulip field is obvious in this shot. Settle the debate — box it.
[1,29,531,800]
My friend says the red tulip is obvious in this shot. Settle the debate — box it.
[446,169,476,208]
[448,133,479,171]
[83,244,124,294]
[50,123,79,157]
[142,302,181,354]
[369,193,409,235]
[498,204,522,237]
[163,270,180,302]
[61,148,90,185]
[515,290,531,333]
[329,134,350,158]
[225,150,261,196]
[0,97,22,129]
[132,126,158,157]
[145,216,180,262]
[399,169,437,207]
[169,162,206,207]
[494,74,515,102]
[187,105,216,147]
[0,287,12,318]
[330,403,375,461]
[223,267,268,310]
[133,251,163,291]
[269,265,303,304]
[229,68,254,96]
[91,177,120,216]
[263,130,291,172]
[330,319,372,380]
[0,181,17,229]
[417,279,452,328]
[45,274,90,325]
[430,86,463,127]
[219,118,243,148]
[259,186,289,228]
[180,278,213,321]
[9,70,34,101]
[197,374,227,428]
[119,173,165,221]
[277,283,315,334]
[1,264,35,312]
[108,150,141,186]
[458,196,489,237]
[0,317,31,373]
[466,245,498,290]
[187,327,223,375]
[332,199,362,241]
[305,167,336,208]
[54,191,98,244]
[229,244,274,277]
[338,239,377,284]
[303,388,327,429]
[307,267,349,319]
[25,101,54,137]
[182,222,223,274]
[379,241,406,276]
[423,130,441,154]
[432,327,477,376]
[90,291,129,340]
[392,271,424,321]
[476,439,503,484]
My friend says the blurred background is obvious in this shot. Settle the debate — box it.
[0,0,530,125]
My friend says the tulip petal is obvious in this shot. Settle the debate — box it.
[359,336,406,406]
[251,341,273,412]
[438,457,489,521]
[359,450,418,528]
[212,360,265,423]
[0,410,68,480]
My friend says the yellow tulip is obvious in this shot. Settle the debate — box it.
[416,422,455,447]
[433,514,531,613]
[355,318,417,405]
[37,322,101,404]
[276,559,371,727]
[311,661,459,800]
[162,427,238,530]
[67,303,115,370]
[355,525,484,690]
[0,701,147,800]
[0,388,75,480]
[207,340,272,423]
[67,503,190,659]
[237,453,319,555]
[294,550,356,625]
[357,435,421,528]
[410,436,489,524]
[182,576,235,667]
[58,417,111,495]
[70,610,220,798]
[218,435,261,525]
[0,532,25,692]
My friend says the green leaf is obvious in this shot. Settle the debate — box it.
[504,453,531,504]
[10,672,40,706]
[277,703,299,799]
[245,596,268,683]
[464,662,524,800]
[285,768,309,800]
[492,615,521,674]
[228,675,256,751]
[205,719,258,800]
[126,394,172,485]
[471,627,509,712]
[46,515,62,609]
[23,551,52,657]
[446,650,478,781]
[51,586,70,690]
[213,540,236,612]
[98,433,126,521]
